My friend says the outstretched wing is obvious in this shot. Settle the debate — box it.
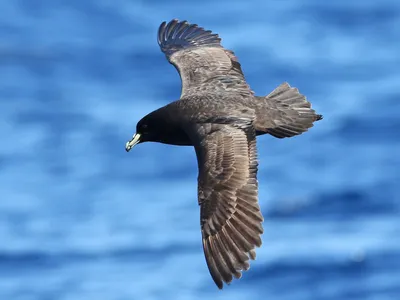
[157,19,253,99]
[186,121,264,289]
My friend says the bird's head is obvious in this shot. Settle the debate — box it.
[125,113,166,152]
[125,118,150,152]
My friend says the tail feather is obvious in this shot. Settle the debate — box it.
[255,82,322,138]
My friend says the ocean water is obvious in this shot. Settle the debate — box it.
[1,1,399,299]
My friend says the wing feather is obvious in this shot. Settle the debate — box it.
[186,122,264,289]
[157,19,253,98]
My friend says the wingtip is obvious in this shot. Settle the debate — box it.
[157,19,222,57]
[157,21,166,45]
[216,281,224,290]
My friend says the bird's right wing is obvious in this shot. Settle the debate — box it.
[157,19,254,99]
[186,121,264,289]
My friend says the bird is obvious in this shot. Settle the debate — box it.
[125,19,322,289]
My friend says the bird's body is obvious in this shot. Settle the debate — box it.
[139,95,253,145]
[126,19,322,289]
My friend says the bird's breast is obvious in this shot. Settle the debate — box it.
[158,125,193,146]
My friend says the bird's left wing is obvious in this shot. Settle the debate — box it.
[157,19,254,99]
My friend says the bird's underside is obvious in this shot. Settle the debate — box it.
[153,19,323,289]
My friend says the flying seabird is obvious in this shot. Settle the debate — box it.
[125,19,322,289]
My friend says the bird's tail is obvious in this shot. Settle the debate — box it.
[254,82,322,138]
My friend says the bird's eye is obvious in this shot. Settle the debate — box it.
[142,124,148,129]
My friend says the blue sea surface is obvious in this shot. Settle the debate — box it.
[1,1,399,299]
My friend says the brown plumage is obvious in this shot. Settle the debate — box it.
[125,19,323,289]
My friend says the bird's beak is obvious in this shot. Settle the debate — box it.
[125,133,141,152]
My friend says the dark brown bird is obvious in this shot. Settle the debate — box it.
[125,19,322,289]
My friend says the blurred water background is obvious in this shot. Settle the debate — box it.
[1,1,399,299]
